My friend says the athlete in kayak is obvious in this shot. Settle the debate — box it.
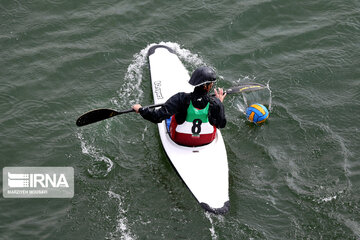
[133,66,227,146]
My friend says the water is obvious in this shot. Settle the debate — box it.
[1,0,359,239]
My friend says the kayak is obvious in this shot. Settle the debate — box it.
[147,45,229,214]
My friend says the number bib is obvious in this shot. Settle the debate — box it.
[170,101,216,146]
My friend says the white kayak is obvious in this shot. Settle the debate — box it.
[147,45,229,214]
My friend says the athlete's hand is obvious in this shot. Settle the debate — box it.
[132,104,142,113]
[214,88,227,103]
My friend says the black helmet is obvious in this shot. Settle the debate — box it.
[188,66,216,87]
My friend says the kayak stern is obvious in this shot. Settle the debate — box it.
[200,201,230,215]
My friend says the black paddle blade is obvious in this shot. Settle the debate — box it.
[76,109,120,127]
[226,83,266,95]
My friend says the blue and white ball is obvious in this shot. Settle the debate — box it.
[246,103,269,124]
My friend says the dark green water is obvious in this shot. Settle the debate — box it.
[1,0,359,239]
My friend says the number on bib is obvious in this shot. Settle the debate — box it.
[191,119,202,135]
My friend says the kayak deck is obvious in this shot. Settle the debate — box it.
[159,119,229,213]
[148,45,229,214]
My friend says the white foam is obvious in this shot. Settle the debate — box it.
[205,212,224,240]
[107,190,137,240]
[266,80,272,111]
[76,132,114,178]
[321,195,337,202]
[114,41,205,108]
[141,125,148,141]
[116,50,146,106]
[205,212,218,240]
[164,41,204,66]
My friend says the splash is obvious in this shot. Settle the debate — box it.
[107,190,137,240]
[233,76,272,115]
[205,212,225,240]
[115,47,148,106]
[266,80,272,111]
[77,132,114,178]
[113,41,205,108]
[165,42,204,67]
[205,212,218,240]
[321,195,337,202]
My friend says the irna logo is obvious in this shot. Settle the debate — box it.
[8,172,69,188]
[3,167,74,198]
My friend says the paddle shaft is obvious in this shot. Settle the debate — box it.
[76,83,266,127]
[116,103,164,115]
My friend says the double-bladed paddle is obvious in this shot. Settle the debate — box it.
[76,82,266,127]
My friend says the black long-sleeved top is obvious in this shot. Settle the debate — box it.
[139,91,226,129]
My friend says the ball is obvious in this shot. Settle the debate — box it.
[246,103,269,124]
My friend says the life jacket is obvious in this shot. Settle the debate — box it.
[170,100,216,146]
